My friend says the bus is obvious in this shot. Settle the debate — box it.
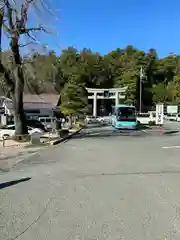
[111,104,138,129]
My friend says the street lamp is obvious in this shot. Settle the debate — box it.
[139,66,146,113]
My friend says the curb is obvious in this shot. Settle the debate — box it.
[52,127,83,145]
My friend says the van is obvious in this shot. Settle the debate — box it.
[38,117,56,130]
[136,113,150,125]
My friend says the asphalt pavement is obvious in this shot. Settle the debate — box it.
[1,123,180,239]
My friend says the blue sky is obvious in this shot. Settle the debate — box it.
[3,0,180,57]
[48,0,180,57]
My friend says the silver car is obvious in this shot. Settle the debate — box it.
[85,116,105,124]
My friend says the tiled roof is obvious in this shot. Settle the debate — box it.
[5,101,55,114]
[2,94,60,114]
[23,94,60,106]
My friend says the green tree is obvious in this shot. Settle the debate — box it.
[152,83,168,103]
[61,80,88,117]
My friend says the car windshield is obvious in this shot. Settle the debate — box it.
[137,113,150,117]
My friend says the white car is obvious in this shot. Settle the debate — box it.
[136,113,150,125]
[96,117,105,124]
[166,113,177,121]
[0,124,44,139]
[85,116,98,124]
[85,116,104,124]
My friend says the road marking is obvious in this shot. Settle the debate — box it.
[162,146,180,149]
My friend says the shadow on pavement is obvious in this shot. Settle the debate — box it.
[0,177,31,190]
[73,130,147,139]
[72,126,180,139]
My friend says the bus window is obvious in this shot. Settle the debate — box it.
[118,107,135,117]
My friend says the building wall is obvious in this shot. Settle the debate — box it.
[0,96,55,125]
[25,108,53,120]
[0,107,53,125]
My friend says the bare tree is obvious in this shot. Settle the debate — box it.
[0,0,47,136]
[0,1,15,104]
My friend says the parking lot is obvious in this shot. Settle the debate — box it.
[1,119,180,239]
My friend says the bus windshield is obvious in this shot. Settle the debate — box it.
[117,107,136,121]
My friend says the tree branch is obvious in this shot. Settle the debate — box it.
[5,0,14,30]
[19,0,36,30]
[19,41,33,48]
[26,32,40,43]
[19,25,46,34]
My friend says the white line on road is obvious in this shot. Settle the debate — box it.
[162,146,180,149]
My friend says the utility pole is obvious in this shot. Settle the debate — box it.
[139,66,144,113]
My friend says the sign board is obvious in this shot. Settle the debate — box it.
[167,105,178,114]
[156,104,164,125]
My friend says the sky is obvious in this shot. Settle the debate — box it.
[46,0,180,57]
[3,0,180,57]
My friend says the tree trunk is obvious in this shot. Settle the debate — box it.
[11,36,28,135]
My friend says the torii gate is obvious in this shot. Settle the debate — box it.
[86,87,127,116]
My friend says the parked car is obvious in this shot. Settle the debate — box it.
[85,116,104,124]
[85,116,97,124]
[10,119,48,132]
[96,116,105,124]
[26,119,48,132]
[166,113,177,121]
[136,113,150,125]
[136,112,159,125]
[38,117,56,130]
[0,124,44,139]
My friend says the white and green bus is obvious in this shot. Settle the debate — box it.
[111,104,138,129]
